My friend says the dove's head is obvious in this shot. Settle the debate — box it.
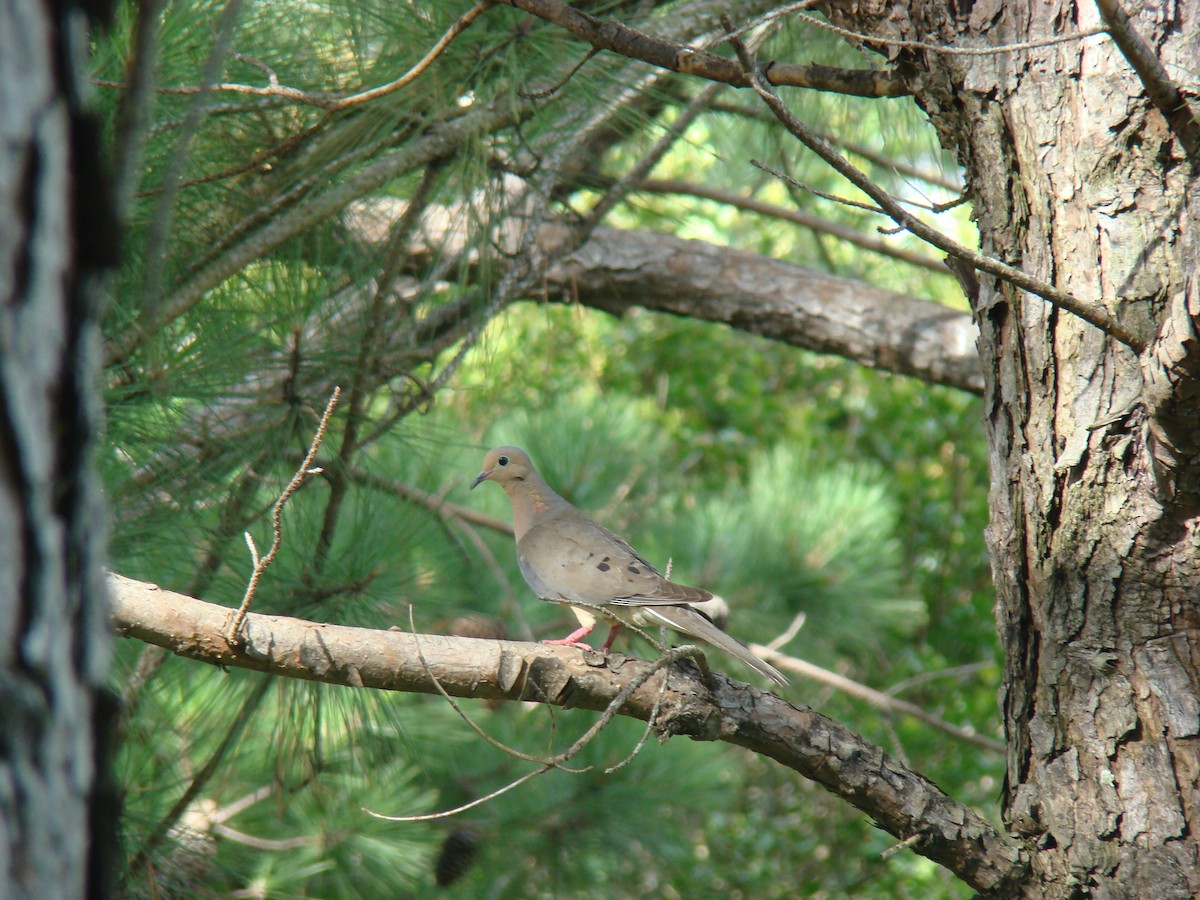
[470,446,534,491]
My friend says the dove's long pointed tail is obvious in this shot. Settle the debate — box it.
[643,605,788,687]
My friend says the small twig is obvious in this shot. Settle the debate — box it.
[751,644,1003,753]
[797,11,1108,58]
[583,80,724,231]
[95,1,496,113]
[367,766,553,823]
[604,659,672,774]
[225,387,341,643]
[331,1,496,111]
[366,646,692,822]
[885,660,994,697]
[880,832,924,861]
[724,21,1149,352]
[763,611,806,653]
[405,606,591,771]
[519,48,600,100]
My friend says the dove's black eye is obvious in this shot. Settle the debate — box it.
[497,455,509,466]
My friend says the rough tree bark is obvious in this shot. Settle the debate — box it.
[0,0,116,896]
[825,1,1200,895]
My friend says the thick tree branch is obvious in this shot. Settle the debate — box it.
[500,0,909,98]
[108,572,1027,893]
[544,227,984,393]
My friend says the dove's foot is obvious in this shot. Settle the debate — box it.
[542,623,596,649]
[542,637,595,650]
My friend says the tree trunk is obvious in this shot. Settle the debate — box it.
[831,1,1200,895]
[0,1,116,896]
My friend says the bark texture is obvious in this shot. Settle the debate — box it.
[825,1,1200,895]
[0,1,115,896]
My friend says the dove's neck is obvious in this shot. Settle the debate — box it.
[504,474,569,541]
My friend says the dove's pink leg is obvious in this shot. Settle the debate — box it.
[599,624,622,653]
[542,623,595,649]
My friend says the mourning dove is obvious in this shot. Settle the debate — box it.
[470,446,787,686]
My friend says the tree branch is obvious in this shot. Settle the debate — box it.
[107,572,1027,893]
[500,0,909,98]
[544,226,984,394]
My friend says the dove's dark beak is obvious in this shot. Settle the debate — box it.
[470,469,492,490]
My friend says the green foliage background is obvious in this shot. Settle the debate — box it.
[94,1,1000,896]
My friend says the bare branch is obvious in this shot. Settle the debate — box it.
[751,644,1003,753]
[544,227,985,394]
[226,386,341,642]
[108,573,1029,894]
[331,2,496,110]
[500,0,910,98]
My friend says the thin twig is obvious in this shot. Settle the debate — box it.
[798,11,1108,58]
[724,23,1149,352]
[604,663,672,774]
[405,607,591,771]
[95,1,496,113]
[365,765,552,822]
[751,643,1003,753]
[519,48,600,100]
[762,611,806,652]
[583,81,725,230]
[226,387,341,643]
[880,832,923,861]
[636,178,947,273]
[330,2,496,111]
[366,646,697,822]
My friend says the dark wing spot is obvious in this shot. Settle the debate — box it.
[597,556,611,572]
[627,565,641,575]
